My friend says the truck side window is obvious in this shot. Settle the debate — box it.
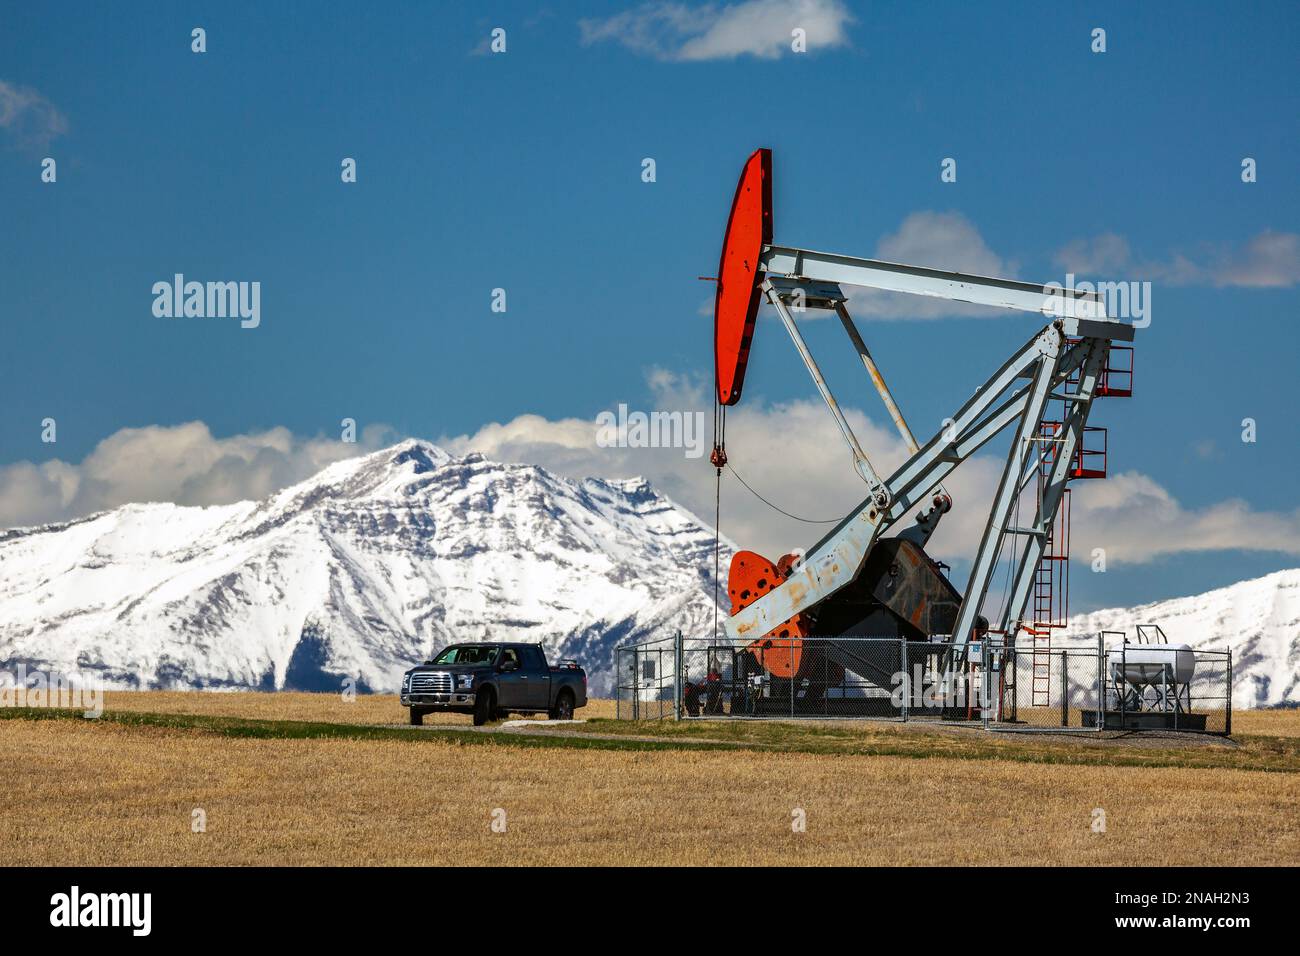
[500,649,520,669]
[522,646,545,670]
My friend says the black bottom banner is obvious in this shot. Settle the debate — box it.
[0,866,1277,940]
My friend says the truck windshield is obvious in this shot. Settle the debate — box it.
[431,645,499,665]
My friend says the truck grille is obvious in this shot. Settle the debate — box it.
[410,672,454,694]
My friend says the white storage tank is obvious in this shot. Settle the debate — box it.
[1108,643,1196,686]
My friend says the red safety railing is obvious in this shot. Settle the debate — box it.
[1065,340,1134,398]
[1038,421,1108,480]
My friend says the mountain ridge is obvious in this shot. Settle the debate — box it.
[0,440,729,695]
[1,440,1295,706]
[1067,567,1300,708]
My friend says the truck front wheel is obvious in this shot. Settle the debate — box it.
[408,708,424,726]
[550,689,575,721]
[472,689,495,727]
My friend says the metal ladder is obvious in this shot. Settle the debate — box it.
[1030,423,1072,706]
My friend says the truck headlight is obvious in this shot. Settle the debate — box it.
[456,674,475,689]
[402,673,411,690]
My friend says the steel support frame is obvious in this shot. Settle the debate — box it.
[832,298,952,545]
[998,338,1108,638]
[832,301,922,456]
[724,239,1132,650]
[762,278,889,500]
[946,331,1061,654]
[724,323,1096,642]
[762,279,951,512]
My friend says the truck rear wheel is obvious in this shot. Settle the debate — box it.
[408,708,423,726]
[549,689,575,721]
[472,689,495,727]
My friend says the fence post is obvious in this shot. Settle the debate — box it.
[1009,643,1017,723]
[981,640,990,730]
[1225,649,1233,736]
[790,638,795,718]
[673,630,682,721]
[657,646,665,720]
[1169,655,1176,731]
[1060,649,1068,727]
[631,648,639,721]
[1119,640,1126,731]
[1096,633,1104,733]
[899,639,908,723]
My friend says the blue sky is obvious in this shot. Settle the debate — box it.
[2,1,1298,613]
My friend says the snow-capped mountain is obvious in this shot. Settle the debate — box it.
[0,441,729,696]
[1067,569,1300,708]
[1,438,1294,707]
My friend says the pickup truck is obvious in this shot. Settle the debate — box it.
[400,642,587,726]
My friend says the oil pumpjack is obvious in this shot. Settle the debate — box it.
[710,149,1134,717]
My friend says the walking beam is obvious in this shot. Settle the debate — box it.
[760,244,1119,322]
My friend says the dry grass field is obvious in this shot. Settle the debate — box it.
[91,690,1292,736]
[2,692,1297,866]
[1230,708,1300,737]
[96,689,619,724]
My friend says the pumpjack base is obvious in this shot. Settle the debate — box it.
[1085,711,1208,731]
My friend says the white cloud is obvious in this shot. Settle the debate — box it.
[766,210,1014,321]
[5,394,1298,571]
[0,421,396,530]
[0,80,68,148]
[1068,472,1300,564]
[1053,233,1132,274]
[442,370,1300,567]
[1211,230,1300,288]
[579,0,852,61]
[844,211,1016,320]
[444,370,911,557]
[1055,229,1300,288]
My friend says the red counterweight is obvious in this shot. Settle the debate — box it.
[727,549,809,679]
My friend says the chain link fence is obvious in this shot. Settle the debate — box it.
[614,636,675,720]
[639,635,990,723]
[996,644,1104,730]
[1096,640,1232,734]
[614,632,1232,735]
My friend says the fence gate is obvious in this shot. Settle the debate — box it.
[614,635,676,720]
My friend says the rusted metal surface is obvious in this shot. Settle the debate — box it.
[727,549,809,679]
[726,505,884,640]
[804,538,964,639]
